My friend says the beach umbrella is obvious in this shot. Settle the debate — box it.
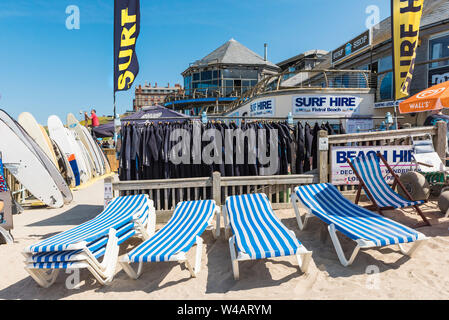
[399,81,449,114]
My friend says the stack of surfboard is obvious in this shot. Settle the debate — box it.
[0,110,111,209]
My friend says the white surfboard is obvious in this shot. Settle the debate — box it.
[0,110,72,204]
[0,119,64,208]
[51,137,76,188]
[69,129,93,180]
[18,112,61,171]
[82,126,111,174]
[48,115,89,185]
[18,112,59,170]
[67,113,103,176]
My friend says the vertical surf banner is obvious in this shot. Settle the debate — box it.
[114,0,140,93]
[391,0,424,99]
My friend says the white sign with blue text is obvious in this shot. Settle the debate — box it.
[292,95,363,116]
[331,145,414,185]
[250,99,275,117]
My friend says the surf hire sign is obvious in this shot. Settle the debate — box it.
[391,0,424,99]
[114,0,140,94]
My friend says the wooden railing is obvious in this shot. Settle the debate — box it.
[318,122,446,193]
[109,122,447,218]
[110,172,319,217]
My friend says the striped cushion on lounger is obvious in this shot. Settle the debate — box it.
[350,153,424,209]
[26,195,150,253]
[226,193,302,259]
[29,222,136,263]
[29,225,136,268]
[126,200,215,263]
[295,183,423,247]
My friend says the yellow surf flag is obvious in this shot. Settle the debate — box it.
[391,0,424,100]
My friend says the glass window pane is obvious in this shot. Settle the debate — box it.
[193,73,200,81]
[430,34,449,68]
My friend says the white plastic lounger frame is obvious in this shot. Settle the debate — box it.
[24,195,155,287]
[224,194,312,280]
[292,183,427,267]
[120,200,220,280]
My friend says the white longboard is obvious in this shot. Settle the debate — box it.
[0,119,64,208]
[18,112,59,170]
[48,115,88,186]
[83,126,111,174]
[69,129,93,180]
[67,113,104,176]
[51,137,76,188]
[0,110,72,204]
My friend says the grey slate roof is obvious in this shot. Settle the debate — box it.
[189,38,280,71]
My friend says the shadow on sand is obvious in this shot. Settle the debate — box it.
[27,205,103,227]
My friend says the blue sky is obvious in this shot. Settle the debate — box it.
[0,0,390,124]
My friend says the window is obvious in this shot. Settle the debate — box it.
[193,73,200,81]
[430,33,449,69]
[377,56,393,101]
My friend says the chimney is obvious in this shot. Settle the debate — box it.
[264,43,268,61]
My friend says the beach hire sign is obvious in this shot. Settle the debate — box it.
[331,145,414,185]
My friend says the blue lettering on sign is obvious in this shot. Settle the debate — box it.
[250,100,273,113]
[336,150,390,164]
[295,97,326,107]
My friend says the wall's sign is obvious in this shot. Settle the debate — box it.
[331,145,414,185]
[249,99,275,116]
[292,95,363,116]
[332,30,371,64]
[429,66,449,86]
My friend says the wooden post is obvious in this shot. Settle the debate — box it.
[434,120,447,160]
[318,130,329,183]
[212,171,222,206]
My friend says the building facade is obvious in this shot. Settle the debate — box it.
[165,38,281,115]
[133,83,182,111]
[280,0,449,127]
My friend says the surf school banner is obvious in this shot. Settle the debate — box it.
[114,0,140,92]
[331,145,414,185]
[391,0,424,99]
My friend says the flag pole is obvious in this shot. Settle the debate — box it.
[113,93,118,146]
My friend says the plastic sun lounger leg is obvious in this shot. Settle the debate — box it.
[291,193,312,231]
[397,240,425,258]
[229,236,239,280]
[328,224,361,267]
[25,268,60,288]
[287,230,312,273]
[119,259,141,280]
[0,226,13,244]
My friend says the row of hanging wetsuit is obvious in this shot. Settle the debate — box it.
[118,120,344,181]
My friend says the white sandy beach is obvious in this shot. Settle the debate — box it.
[1,177,449,300]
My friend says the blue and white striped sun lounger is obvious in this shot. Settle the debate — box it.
[348,152,430,225]
[120,200,220,279]
[224,194,312,280]
[292,183,427,266]
[24,194,155,287]
[350,153,425,209]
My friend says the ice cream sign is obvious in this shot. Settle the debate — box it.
[292,95,363,116]
[249,99,275,116]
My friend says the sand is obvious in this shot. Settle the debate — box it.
[1,177,449,300]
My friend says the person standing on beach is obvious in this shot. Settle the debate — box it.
[423,108,449,127]
[84,109,100,128]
